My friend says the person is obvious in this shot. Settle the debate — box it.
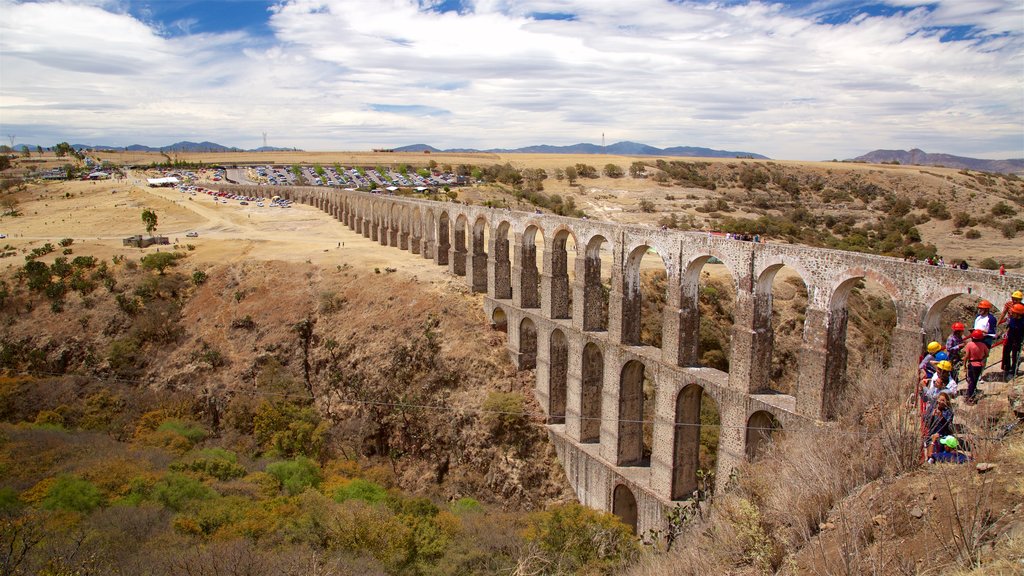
[963,329,989,404]
[919,341,943,381]
[1000,264,1006,276]
[924,392,954,454]
[946,322,966,375]
[998,290,1023,326]
[959,260,969,270]
[973,301,998,349]
[920,360,957,405]
[929,435,969,464]
[1001,303,1024,379]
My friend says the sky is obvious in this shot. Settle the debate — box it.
[0,0,1021,160]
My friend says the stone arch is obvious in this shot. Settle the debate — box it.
[549,328,568,424]
[410,207,423,254]
[622,244,670,348]
[491,306,507,332]
[436,211,450,266]
[671,383,718,500]
[752,263,810,395]
[519,225,542,309]
[678,254,740,369]
[745,410,781,461]
[424,210,436,259]
[518,317,537,370]
[583,235,611,331]
[549,227,577,320]
[470,217,488,293]
[612,484,638,535]
[451,214,468,276]
[580,342,604,443]
[493,221,513,299]
[617,359,648,466]
[388,203,401,247]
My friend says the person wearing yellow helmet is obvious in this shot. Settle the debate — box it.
[921,359,957,405]
[919,341,944,381]
[998,290,1023,325]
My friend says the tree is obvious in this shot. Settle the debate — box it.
[0,155,9,171]
[629,161,647,178]
[35,145,42,155]
[565,166,578,185]
[141,252,180,275]
[20,146,29,158]
[603,164,624,178]
[141,209,158,236]
[1,194,19,216]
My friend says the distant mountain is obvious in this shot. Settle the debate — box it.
[850,148,1024,174]
[62,142,301,153]
[398,141,768,159]
[394,144,441,153]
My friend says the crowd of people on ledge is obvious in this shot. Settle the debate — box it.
[917,290,1024,465]
[902,255,1012,275]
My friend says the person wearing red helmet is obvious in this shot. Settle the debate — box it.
[946,322,967,377]
[1001,302,1024,379]
[973,300,998,348]
[963,329,989,403]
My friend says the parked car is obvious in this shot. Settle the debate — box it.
[186,232,199,237]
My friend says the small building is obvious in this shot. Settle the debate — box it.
[147,176,179,187]
[122,235,170,248]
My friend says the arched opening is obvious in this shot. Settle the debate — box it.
[755,264,809,395]
[410,208,422,254]
[745,411,781,461]
[612,484,638,535]
[398,205,410,250]
[389,204,400,247]
[845,277,899,371]
[617,360,649,466]
[451,215,468,276]
[520,226,542,309]
[519,317,537,370]
[436,212,450,266]
[930,293,986,346]
[549,329,568,424]
[671,384,720,500]
[623,245,668,348]
[493,222,512,299]
[582,235,611,331]
[424,211,436,259]
[470,217,488,293]
[550,229,576,319]
[680,255,737,370]
[581,342,604,443]
[491,307,507,332]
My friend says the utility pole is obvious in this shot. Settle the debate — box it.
[262,132,267,149]
[6,134,15,148]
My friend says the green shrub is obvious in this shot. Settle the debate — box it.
[334,478,388,504]
[157,419,208,445]
[266,456,322,496]
[979,257,1000,270]
[191,270,207,285]
[172,448,247,481]
[450,497,482,514]
[523,503,640,574]
[0,487,22,514]
[42,475,103,513]
[481,391,530,440]
[151,473,215,511]
[965,228,982,239]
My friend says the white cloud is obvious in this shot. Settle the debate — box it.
[0,0,1020,159]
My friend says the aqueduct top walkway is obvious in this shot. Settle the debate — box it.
[214,183,1019,534]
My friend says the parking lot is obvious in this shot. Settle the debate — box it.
[243,165,467,190]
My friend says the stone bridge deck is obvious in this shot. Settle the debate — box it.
[214,183,1020,535]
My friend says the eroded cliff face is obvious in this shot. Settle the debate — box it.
[0,257,573,510]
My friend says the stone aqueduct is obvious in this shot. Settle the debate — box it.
[217,183,1016,535]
